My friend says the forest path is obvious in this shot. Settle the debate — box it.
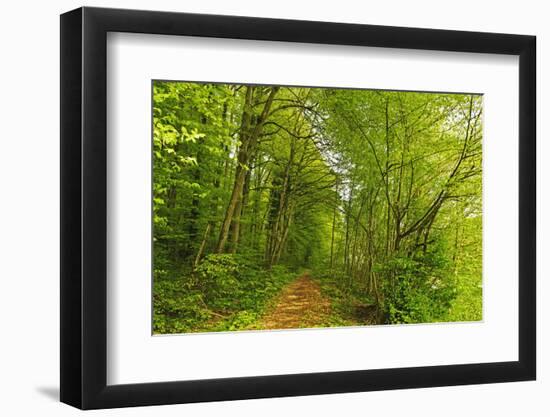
[258,273,331,330]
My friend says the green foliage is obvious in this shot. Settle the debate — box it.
[153,254,295,334]
[152,278,212,334]
[377,247,457,324]
[153,81,237,266]
[195,254,241,310]
[221,311,260,331]
[314,269,377,326]
[445,215,483,322]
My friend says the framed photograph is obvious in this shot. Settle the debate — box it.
[60,6,536,409]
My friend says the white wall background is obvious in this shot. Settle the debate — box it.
[0,0,545,415]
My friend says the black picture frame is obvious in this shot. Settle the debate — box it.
[60,6,536,410]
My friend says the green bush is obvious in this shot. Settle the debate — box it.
[152,278,211,334]
[195,254,242,310]
[225,310,260,331]
[377,247,457,324]
[194,254,294,324]
[313,268,377,325]
[154,254,297,333]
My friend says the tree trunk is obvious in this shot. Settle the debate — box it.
[330,182,338,271]
[215,86,279,253]
[193,223,211,269]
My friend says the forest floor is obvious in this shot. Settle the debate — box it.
[257,273,333,329]
[187,271,378,333]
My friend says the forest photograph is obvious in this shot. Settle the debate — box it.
[152,81,483,335]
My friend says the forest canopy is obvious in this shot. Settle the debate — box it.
[152,81,483,334]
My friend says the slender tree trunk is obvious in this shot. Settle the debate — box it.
[344,183,354,275]
[230,169,251,253]
[329,182,338,271]
[193,223,211,269]
[384,98,393,259]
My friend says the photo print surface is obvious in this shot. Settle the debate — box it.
[152,81,483,335]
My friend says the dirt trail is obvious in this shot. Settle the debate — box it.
[259,273,331,329]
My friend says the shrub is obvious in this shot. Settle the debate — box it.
[154,254,296,333]
[195,254,242,310]
[377,246,457,324]
[194,254,295,312]
[152,278,211,334]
